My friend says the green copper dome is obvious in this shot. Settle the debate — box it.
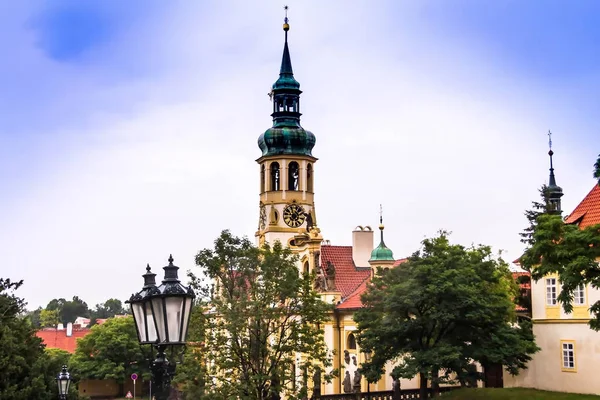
[258,126,315,157]
[258,16,315,158]
[369,222,395,262]
[370,243,394,262]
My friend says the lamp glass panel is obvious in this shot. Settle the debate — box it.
[131,302,146,342]
[151,297,167,342]
[180,297,193,342]
[59,378,69,395]
[165,296,184,343]
[145,303,158,343]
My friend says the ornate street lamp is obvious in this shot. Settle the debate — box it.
[56,365,71,400]
[128,255,196,400]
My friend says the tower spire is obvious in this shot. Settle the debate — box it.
[280,6,294,77]
[548,130,557,187]
[546,130,563,213]
[379,204,385,245]
[258,7,316,158]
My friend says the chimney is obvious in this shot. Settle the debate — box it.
[352,226,374,267]
[66,322,73,337]
[57,323,64,330]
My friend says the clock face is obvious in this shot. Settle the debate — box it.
[283,203,306,228]
[259,204,266,230]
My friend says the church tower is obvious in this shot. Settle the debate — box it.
[256,10,321,257]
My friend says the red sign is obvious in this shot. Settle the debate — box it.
[131,373,138,381]
[125,391,133,399]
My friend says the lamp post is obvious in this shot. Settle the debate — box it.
[56,365,71,400]
[128,255,195,400]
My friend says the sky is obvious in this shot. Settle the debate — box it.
[0,0,599,310]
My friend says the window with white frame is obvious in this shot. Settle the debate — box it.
[562,342,575,369]
[574,284,585,305]
[546,278,557,305]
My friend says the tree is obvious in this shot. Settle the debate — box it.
[70,316,150,392]
[354,232,538,399]
[594,154,600,184]
[519,185,551,252]
[172,304,208,399]
[40,309,60,328]
[45,296,90,325]
[0,279,54,399]
[191,230,333,400]
[38,348,82,400]
[91,298,126,322]
[25,306,43,328]
[60,296,90,325]
[46,298,66,312]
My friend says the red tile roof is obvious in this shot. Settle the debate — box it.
[36,328,92,353]
[565,184,600,228]
[321,245,371,301]
[321,245,409,310]
[337,280,369,310]
[393,258,408,267]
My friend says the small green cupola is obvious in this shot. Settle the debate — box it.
[369,207,395,263]
[258,10,316,158]
[546,131,563,213]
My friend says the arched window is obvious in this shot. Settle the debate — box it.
[288,162,299,191]
[303,261,309,275]
[307,163,313,192]
[347,333,357,350]
[260,165,265,193]
[270,162,280,191]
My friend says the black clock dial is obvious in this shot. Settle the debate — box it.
[283,204,306,228]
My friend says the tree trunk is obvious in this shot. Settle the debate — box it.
[431,368,440,397]
[419,372,428,399]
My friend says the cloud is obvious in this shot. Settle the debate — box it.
[1,0,598,309]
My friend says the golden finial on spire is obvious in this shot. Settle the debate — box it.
[283,5,290,31]
[379,204,384,230]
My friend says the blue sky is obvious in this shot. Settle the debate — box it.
[0,1,598,309]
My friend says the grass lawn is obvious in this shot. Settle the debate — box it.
[442,388,600,399]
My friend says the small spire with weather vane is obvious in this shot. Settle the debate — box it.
[283,5,290,34]
[545,130,563,212]
[548,130,557,187]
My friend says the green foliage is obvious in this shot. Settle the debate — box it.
[37,348,82,400]
[354,232,538,397]
[190,230,333,400]
[594,154,600,184]
[45,296,90,326]
[172,304,208,399]
[0,279,54,400]
[40,309,60,328]
[520,185,553,253]
[70,316,150,383]
[521,211,600,328]
[25,306,43,328]
[92,298,127,319]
